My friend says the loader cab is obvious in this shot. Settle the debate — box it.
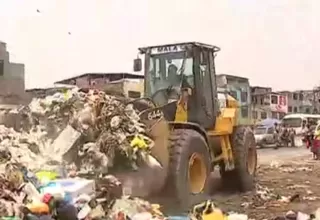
[134,42,220,129]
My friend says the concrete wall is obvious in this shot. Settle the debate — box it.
[56,75,144,98]
[0,41,26,105]
[102,79,144,98]
[0,42,10,77]
[10,63,25,79]
[122,79,144,98]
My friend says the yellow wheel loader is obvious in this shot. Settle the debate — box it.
[124,42,257,208]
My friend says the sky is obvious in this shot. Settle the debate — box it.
[0,0,320,90]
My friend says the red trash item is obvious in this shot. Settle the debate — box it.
[42,193,53,204]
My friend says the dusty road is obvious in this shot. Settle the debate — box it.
[159,146,316,219]
[212,146,319,219]
[258,146,310,164]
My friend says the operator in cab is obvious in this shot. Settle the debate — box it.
[175,79,192,122]
[167,59,180,85]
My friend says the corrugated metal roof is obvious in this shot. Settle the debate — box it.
[217,74,249,81]
[54,72,144,84]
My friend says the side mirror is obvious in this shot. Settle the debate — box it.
[133,58,142,72]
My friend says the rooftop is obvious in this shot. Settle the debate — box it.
[278,90,314,93]
[217,74,249,81]
[251,86,272,89]
[54,72,144,84]
[26,84,77,92]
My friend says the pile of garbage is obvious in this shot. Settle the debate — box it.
[0,88,154,173]
[0,88,163,218]
[0,163,166,219]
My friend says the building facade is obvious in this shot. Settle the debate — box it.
[54,73,144,98]
[216,74,252,125]
[278,90,320,114]
[251,86,288,123]
[0,41,26,106]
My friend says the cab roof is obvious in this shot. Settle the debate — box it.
[138,42,220,53]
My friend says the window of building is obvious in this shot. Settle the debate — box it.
[288,106,292,112]
[293,93,298,100]
[305,108,310,114]
[241,106,249,118]
[271,112,278,119]
[293,107,298,113]
[271,95,278,104]
[240,91,248,102]
[253,110,258,119]
[260,112,267,119]
[260,97,264,105]
[128,91,141,98]
[0,60,3,76]
[299,93,303,101]
[252,96,257,104]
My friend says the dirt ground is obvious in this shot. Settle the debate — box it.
[152,153,320,219]
[211,155,320,219]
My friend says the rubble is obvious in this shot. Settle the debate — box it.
[0,88,154,173]
[0,163,167,219]
[0,88,161,218]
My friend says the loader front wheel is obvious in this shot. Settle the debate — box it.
[221,126,257,191]
[166,129,211,208]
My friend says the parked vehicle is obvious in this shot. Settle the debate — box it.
[254,125,276,148]
[254,124,295,148]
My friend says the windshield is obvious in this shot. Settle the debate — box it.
[254,127,266,135]
[282,118,302,128]
[145,51,194,104]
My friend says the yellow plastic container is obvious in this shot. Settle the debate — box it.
[35,171,57,184]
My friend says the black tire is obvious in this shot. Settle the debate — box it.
[166,128,211,208]
[221,126,257,191]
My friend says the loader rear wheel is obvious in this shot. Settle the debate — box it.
[221,126,257,191]
[167,129,211,208]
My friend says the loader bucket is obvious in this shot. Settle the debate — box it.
[111,117,171,198]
